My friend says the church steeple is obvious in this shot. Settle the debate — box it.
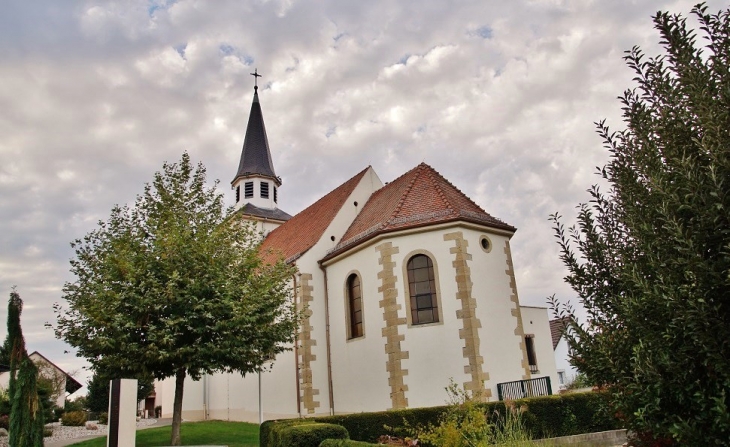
[233,69,279,187]
[231,70,291,227]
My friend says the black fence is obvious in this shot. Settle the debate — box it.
[497,376,552,401]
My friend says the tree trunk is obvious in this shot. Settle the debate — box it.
[170,368,186,446]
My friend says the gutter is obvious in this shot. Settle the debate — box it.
[293,274,302,418]
[318,264,335,415]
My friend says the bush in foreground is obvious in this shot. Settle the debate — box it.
[277,423,348,447]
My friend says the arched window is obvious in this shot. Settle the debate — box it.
[407,254,439,325]
[347,274,363,338]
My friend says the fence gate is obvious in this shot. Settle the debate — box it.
[497,376,552,400]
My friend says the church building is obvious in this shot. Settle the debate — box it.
[155,79,558,422]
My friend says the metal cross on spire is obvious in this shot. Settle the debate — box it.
[250,68,262,90]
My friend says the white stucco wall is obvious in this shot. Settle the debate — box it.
[554,337,579,388]
[520,306,560,394]
[155,344,299,423]
[325,224,536,412]
[288,166,384,417]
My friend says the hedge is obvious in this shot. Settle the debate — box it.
[277,423,349,447]
[261,418,317,447]
[318,440,379,447]
[313,405,447,442]
[261,391,620,444]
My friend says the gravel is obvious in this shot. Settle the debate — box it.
[0,419,158,446]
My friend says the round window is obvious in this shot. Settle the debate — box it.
[479,235,492,253]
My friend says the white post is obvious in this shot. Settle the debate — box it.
[107,378,138,447]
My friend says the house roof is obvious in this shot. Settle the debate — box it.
[28,351,83,394]
[260,167,371,264]
[323,163,515,260]
[236,203,292,222]
[232,87,279,185]
[549,318,570,350]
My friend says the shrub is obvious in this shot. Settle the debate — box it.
[319,440,379,447]
[263,391,620,446]
[0,415,8,430]
[0,389,9,417]
[52,408,64,423]
[314,406,447,443]
[277,423,348,447]
[261,419,318,447]
[61,410,87,427]
[98,412,108,424]
[43,427,53,437]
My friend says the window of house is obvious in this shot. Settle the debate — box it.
[244,182,254,199]
[347,274,363,339]
[274,186,278,203]
[558,370,566,386]
[261,182,269,199]
[236,185,240,203]
[407,254,439,325]
[525,335,538,373]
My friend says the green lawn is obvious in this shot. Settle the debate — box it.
[68,420,260,447]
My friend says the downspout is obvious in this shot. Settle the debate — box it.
[319,264,335,415]
[293,274,302,418]
[202,374,208,420]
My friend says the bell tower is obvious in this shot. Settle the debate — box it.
[232,69,291,230]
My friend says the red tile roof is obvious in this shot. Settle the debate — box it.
[323,163,514,260]
[549,317,570,350]
[260,167,370,264]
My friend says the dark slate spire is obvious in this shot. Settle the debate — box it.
[233,77,279,185]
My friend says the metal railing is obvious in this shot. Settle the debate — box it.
[497,376,552,401]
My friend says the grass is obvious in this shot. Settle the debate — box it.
[68,420,260,447]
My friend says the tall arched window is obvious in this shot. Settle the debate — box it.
[407,254,439,325]
[347,274,363,338]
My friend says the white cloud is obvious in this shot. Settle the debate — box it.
[0,0,724,393]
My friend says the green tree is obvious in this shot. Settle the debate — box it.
[6,291,44,446]
[54,153,298,445]
[86,370,155,414]
[551,4,730,446]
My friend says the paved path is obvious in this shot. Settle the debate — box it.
[44,418,173,447]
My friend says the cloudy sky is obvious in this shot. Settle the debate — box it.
[0,0,722,394]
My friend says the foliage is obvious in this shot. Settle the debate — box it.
[415,381,544,447]
[565,372,593,390]
[0,388,9,416]
[261,419,318,447]
[62,410,88,426]
[7,291,44,447]
[34,355,71,406]
[261,391,618,445]
[37,375,57,422]
[550,4,730,446]
[85,370,155,413]
[0,337,10,370]
[0,414,7,430]
[67,420,260,447]
[318,440,379,447]
[310,406,446,443]
[275,423,349,447]
[65,395,87,412]
[85,372,108,414]
[98,412,108,425]
[54,153,299,445]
